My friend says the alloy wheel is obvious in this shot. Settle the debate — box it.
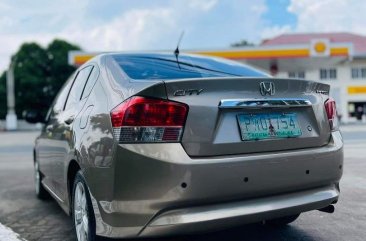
[74,182,89,241]
[34,161,40,195]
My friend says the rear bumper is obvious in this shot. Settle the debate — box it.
[86,131,343,238]
[141,184,338,237]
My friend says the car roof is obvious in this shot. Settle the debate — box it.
[106,52,215,61]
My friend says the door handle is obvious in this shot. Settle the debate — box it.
[64,115,75,125]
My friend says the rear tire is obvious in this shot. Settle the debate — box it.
[34,160,50,200]
[72,171,97,241]
[266,214,300,226]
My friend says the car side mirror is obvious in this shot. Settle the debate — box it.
[24,110,46,124]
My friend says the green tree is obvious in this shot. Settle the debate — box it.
[0,39,81,119]
[13,42,50,117]
[230,39,255,48]
[46,40,80,97]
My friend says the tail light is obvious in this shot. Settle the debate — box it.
[110,96,188,143]
[324,97,339,131]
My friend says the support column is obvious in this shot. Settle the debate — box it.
[6,60,17,131]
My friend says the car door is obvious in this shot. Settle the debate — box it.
[52,65,94,200]
[36,73,76,192]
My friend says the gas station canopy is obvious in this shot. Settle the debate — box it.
[68,38,353,73]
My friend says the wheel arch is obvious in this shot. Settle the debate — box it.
[67,159,81,215]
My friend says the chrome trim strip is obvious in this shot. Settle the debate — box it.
[219,98,312,108]
[149,185,338,227]
[42,182,64,203]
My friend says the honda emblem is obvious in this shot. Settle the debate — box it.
[259,82,275,96]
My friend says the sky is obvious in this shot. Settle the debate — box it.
[1,0,366,73]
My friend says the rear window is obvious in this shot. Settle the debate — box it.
[112,54,268,80]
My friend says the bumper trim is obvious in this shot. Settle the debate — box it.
[148,185,338,227]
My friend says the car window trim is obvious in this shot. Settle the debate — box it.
[79,66,95,100]
[48,71,77,119]
[63,65,93,111]
[63,71,80,111]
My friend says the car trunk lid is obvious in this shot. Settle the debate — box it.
[163,77,331,157]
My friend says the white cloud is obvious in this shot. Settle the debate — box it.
[0,0,89,34]
[61,8,175,51]
[0,0,267,73]
[0,3,176,72]
[0,0,90,70]
[3,0,366,76]
[288,0,366,34]
[0,2,11,11]
[188,0,218,11]
[261,25,292,40]
[0,34,54,72]
[250,3,267,15]
[260,1,366,43]
[0,16,13,29]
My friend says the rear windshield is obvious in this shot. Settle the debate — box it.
[112,54,268,80]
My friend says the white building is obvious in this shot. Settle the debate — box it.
[258,33,366,123]
[69,32,366,123]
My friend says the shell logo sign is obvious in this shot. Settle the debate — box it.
[314,42,327,53]
[310,39,330,57]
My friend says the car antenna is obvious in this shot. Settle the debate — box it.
[174,30,185,69]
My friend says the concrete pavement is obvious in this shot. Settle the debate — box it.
[0,223,23,241]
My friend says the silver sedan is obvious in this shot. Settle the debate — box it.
[26,53,343,241]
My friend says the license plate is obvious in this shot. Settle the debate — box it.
[237,113,302,141]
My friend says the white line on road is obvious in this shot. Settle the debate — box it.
[0,223,25,241]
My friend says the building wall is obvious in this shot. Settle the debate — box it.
[277,59,366,123]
